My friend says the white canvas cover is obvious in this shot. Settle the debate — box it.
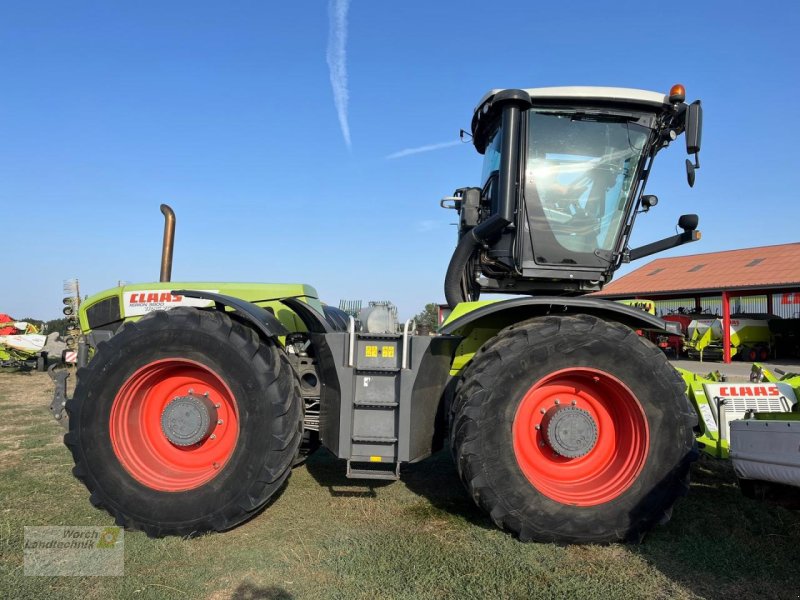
[0,334,46,354]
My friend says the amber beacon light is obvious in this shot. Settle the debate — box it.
[669,84,686,103]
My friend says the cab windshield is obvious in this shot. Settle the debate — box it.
[523,110,650,267]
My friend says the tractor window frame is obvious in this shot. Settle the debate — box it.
[519,108,653,269]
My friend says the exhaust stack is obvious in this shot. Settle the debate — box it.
[159,204,176,283]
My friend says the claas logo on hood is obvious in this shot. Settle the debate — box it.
[128,292,184,303]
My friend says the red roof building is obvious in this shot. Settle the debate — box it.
[593,242,800,362]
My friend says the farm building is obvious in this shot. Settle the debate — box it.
[593,242,800,362]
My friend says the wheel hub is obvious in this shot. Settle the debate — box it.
[161,393,218,446]
[543,406,598,458]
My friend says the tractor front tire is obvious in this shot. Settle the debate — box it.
[65,307,302,537]
[450,314,697,544]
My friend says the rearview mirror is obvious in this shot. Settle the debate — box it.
[678,214,699,232]
[685,101,702,155]
[685,159,696,187]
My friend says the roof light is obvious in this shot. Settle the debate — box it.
[669,84,686,104]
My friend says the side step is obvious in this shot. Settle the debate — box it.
[346,459,400,481]
[312,322,460,479]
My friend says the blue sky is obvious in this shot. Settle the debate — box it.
[2,1,798,319]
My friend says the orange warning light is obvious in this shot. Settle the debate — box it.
[669,84,686,103]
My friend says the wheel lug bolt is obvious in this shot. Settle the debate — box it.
[214,403,221,409]
[540,408,546,414]
[217,419,223,425]
[554,399,560,405]
[204,391,210,397]
[188,388,194,395]
[571,400,577,406]
[210,434,216,440]
[212,462,219,469]
[534,424,541,430]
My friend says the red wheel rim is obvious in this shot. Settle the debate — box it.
[512,368,649,506]
[109,359,239,492]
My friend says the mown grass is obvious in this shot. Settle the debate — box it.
[1,371,799,599]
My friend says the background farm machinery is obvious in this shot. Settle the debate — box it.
[681,364,800,492]
[0,314,47,370]
[685,315,773,361]
[624,304,796,363]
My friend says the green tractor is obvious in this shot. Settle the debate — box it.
[54,85,704,543]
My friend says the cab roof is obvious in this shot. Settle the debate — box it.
[475,86,670,113]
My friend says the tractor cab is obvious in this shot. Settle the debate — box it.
[443,86,703,306]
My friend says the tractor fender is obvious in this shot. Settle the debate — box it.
[441,296,680,381]
[440,296,672,336]
[173,289,289,340]
[279,297,334,333]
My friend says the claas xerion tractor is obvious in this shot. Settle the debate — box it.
[52,84,704,543]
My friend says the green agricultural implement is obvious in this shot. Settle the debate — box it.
[53,85,705,543]
[680,364,800,491]
[0,316,47,370]
[684,315,773,361]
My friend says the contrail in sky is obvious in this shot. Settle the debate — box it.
[327,0,351,149]
[386,140,462,159]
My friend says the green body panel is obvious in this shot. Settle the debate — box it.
[751,363,800,387]
[731,325,771,346]
[442,300,500,326]
[441,299,666,376]
[442,300,528,376]
[79,282,323,335]
[678,368,730,458]
[0,347,38,361]
[751,412,800,421]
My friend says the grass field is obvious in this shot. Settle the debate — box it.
[1,371,799,600]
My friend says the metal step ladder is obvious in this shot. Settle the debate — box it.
[314,317,457,483]
[344,329,405,481]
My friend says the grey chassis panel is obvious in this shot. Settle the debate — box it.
[312,332,460,464]
[173,289,289,339]
[440,296,668,335]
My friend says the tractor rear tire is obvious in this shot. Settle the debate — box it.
[64,307,303,537]
[449,314,697,544]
